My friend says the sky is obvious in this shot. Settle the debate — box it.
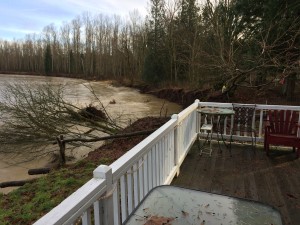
[0,0,149,40]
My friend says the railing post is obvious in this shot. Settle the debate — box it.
[172,114,180,176]
[195,99,200,134]
[93,165,114,225]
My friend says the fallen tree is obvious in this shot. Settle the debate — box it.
[55,129,156,164]
[0,82,122,165]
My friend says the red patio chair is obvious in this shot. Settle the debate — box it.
[264,110,300,158]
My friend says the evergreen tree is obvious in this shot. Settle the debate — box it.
[143,0,168,84]
[175,0,200,82]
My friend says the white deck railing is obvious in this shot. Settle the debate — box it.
[34,100,300,225]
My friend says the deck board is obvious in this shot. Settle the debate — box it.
[172,141,300,225]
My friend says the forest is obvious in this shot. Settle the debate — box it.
[0,0,299,99]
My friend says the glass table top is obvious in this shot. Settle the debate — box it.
[198,107,234,115]
[123,185,283,225]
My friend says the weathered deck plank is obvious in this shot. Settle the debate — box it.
[172,142,300,225]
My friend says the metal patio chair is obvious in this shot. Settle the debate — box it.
[229,104,257,155]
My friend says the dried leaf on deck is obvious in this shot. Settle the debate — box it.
[181,210,189,217]
[144,216,174,225]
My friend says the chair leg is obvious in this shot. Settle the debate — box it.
[197,133,201,152]
[252,131,257,154]
[229,134,233,157]
[251,137,254,154]
[198,132,212,156]
[266,143,270,156]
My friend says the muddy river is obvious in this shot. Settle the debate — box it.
[0,74,181,193]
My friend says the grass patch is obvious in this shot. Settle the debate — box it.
[0,160,99,225]
[0,155,115,224]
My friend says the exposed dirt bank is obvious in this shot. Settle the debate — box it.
[128,83,300,107]
[2,72,298,107]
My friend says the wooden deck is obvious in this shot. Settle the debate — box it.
[171,141,300,225]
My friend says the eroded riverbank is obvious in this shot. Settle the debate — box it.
[0,74,181,193]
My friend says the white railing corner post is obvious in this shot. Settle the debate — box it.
[194,99,200,133]
[171,114,180,176]
[93,165,114,225]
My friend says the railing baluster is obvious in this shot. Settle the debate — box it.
[138,158,144,200]
[82,208,91,225]
[93,200,102,225]
[120,175,127,223]
[152,145,156,188]
[143,154,149,194]
[171,128,174,174]
[148,151,153,190]
[161,135,168,184]
[127,168,133,215]
[113,182,120,225]
[159,138,163,184]
[155,143,159,186]
[133,163,139,208]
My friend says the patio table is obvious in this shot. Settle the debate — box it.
[197,107,234,154]
[123,185,283,225]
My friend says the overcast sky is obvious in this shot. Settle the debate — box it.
[0,0,149,40]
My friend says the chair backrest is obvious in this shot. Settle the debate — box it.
[267,110,299,135]
[232,103,256,130]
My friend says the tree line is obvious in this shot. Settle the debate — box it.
[0,0,299,97]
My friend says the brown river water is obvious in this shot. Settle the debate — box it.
[0,74,181,193]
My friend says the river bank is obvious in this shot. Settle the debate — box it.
[2,71,299,107]
[128,81,300,107]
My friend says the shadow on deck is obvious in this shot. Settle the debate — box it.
[172,141,300,225]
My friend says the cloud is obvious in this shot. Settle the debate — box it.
[0,0,148,40]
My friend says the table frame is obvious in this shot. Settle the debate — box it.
[197,107,235,155]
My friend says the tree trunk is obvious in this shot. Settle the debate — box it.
[56,135,66,165]
[282,73,296,101]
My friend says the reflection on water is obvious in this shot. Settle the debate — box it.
[0,74,181,193]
